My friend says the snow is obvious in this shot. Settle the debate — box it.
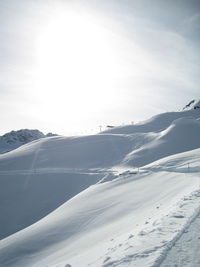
[160,204,200,267]
[183,99,200,110]
[101,108,200,135]
[0,134,132,171]
[123,117,200,167]
[0,129,57,154]
[0,107,200,267]
[0,134,132,239]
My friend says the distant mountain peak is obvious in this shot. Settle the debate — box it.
[0,129,58,154]
[183,99,200,110]
[1,129,45,144]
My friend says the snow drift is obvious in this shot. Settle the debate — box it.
[123,117,200,167]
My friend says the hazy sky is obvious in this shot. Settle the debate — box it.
[0,0,200,135]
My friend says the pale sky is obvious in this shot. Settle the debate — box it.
[0,0,200,135]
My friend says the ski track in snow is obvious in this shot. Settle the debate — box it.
[159,209,200,267]
[160,213,200,267]
[48,171,200,267]
[153,190,200,267]
[1,158,200,266]
[91,187,200,267]
[0,168,112,175]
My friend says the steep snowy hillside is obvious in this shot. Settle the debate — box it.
[0,129,57,154]
[0,106,200,267]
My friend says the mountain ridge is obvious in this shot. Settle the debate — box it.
[0,129,57,154]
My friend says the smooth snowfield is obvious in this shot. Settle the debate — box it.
[0,108,200,266]
[0,134,133,239]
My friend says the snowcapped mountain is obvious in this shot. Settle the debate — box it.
[183,99,200,110]
[0,104,200,267]
[0,129,57,154]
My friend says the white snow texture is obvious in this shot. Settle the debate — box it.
[0,102,200,267]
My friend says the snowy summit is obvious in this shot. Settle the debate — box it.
[0,101,200,267]
[183,99,200,110]
[0,129,57,154]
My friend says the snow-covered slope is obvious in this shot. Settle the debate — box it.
[0,129,57,154]
[0,134,133,239]
[101,108,200,135]
[0,149,200,267]
[159,204,200,267]
[123,117,200,167]
[0,106,200,267]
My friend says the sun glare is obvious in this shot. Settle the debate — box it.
[34,9,118,122]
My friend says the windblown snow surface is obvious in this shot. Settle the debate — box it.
[0,108,200,267]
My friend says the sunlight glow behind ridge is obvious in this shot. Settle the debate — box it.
[31,6,160,134]
[34,9,119,123]
[0,1,199,136]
